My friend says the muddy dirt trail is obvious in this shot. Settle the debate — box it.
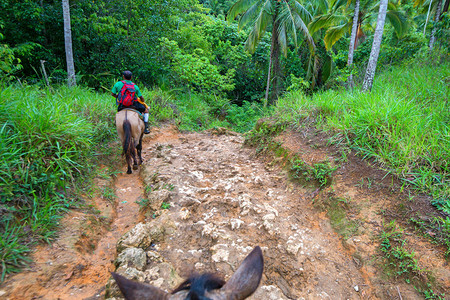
[0,166,145,299]
[1,125,448,299]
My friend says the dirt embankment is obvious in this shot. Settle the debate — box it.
[1,125,448,299]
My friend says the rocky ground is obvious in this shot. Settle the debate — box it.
[1,124,448,299]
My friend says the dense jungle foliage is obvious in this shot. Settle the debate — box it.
[0,0,449,281]
[2,0,448,101]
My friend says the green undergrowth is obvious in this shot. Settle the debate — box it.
[273,61,450,213]
[0,84,117,281]
[146,88,269,133]
[380,221,446,299]
[244,118,288,154]
[290,158,337,188]
[245,119,337,189]
[174,93,269,133]
[410,215,450,257]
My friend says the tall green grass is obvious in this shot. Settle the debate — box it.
[0,84,116,281]
[274,62,450,209]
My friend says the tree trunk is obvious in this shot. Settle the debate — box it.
[62,0,76,87]
[423,0,433,35]
[362,0,388,93]
[270,30,281,104]
[264,28,275,106]
[347,0,360,89]
[443,0,449,14]
[265,5,281,106]
[429,0,443,51]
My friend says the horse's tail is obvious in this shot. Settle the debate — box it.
[122,120,135,157]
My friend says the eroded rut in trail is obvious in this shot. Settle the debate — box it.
[1,125,449,299]
[0,167,145,299]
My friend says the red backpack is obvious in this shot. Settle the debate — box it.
[117,81,136,106]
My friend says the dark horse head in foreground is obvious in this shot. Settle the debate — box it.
[116,109,144,174]
[112,246,264,300]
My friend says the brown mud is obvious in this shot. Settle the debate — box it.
[0,124,448,299]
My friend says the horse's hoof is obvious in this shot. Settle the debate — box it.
[127,170,132,174]
[133,165,138,170]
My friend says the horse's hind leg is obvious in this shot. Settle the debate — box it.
[126,155,133,174]
[136,138,143,165]
[132,150,138,170]
[132,143,139,170]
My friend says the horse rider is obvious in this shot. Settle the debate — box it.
[111,70,150,134]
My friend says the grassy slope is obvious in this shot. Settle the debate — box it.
[0,84,116,280]
[274,62,450,210]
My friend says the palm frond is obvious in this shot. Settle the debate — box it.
[316,0,330,14]
[387,2,400,11]
[239,1,265,29]
[306,53,320,88]
[245,2,272,53]
[333,0,349,11]
[386,10,409,37]
[414,0,426,7]
[278,2,298,46]
[322,54,334,83]
[309,13,347,34]
[292,1,313,24]
[227,0,258,22]
[309,15,333,34]
[273,1,315,53]
[278,23,289,57]
[324,23,348,50]
[291,14,315,51]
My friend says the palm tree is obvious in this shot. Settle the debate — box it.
[414,0,447,50]
[428,0,443,50]
[62,0,76,87]
[348,0,360,88]
[362,0,388,92]
[309,0,407,87]
[228,0,314,104]
[309,0,407,51]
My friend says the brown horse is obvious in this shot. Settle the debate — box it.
[116,109,144,174]
[112,246,264,300]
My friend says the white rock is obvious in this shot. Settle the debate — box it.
[117,223,152,252]
[286,242,301,256]
[152,277,164,288]
[230,219,244,230]
[254,285,288,299]
[211,249,229,263]
[116,247,147,271]
[263,213,276,221]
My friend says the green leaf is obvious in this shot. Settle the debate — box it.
[324,23,348,50]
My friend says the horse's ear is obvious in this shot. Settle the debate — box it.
[111,272,169,300]
[220,246,264,299]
